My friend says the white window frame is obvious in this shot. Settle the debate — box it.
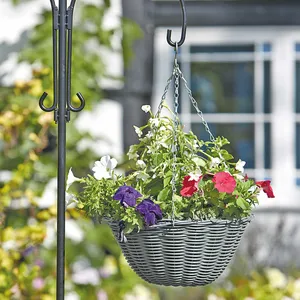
[153,26,300,207]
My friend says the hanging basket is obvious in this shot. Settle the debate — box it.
[107,216,251,286]
[72,42,272,287]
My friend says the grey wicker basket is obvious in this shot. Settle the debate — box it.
[108,217,251,286]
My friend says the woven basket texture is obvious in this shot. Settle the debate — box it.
[109,217,251,287]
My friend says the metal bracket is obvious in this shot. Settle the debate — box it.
[54,110,71,123]
[53,7,59,29]
[66,8,73,29]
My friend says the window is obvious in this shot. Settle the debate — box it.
[178,42,272,176]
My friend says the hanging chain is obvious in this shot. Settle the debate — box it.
[155,72,174,118]
[171,47,180,224]
[155,44,228,225]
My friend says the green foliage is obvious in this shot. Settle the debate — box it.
[19,2,127,106]
[72,102,262,232]
[10,0,33,5]
[206,268,300,300]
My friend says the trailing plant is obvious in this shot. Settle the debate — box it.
[69,103,274,233]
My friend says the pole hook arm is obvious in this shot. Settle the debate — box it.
[166,0,187,47]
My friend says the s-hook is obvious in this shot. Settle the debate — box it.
[39,0,85,123]
[166,0,187,47]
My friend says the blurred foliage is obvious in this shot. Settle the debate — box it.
[19,2,141,107]
[205,268,300,300]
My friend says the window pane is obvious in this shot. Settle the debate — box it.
[191,123,255,168]
[264,61,271,113]
[262,43,272,53]
[190,62,254,113]
[295,43,300,53]
[264,122,271,169]
[190,45,254,54]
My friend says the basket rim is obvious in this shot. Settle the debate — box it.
[105,215,253,231]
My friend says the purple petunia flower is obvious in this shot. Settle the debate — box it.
[136,199,163,226]
[113,185,142,207]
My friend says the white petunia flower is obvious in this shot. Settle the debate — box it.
[210,157,221,168]
[136,171,150,181]
[236,159,246,173]
[234,173,244,180]
[159,142,168,148]
[92,155,117,180]
[128,146,138,160]
[128,152,138,160]
[136,160,146,169]
[248,185,257,193]
[133,126,142,137]
[66,168,80,191]
[65,192,78,208]
[149,118,160,127]
[193,140,199,148]
[141,105,151,113]
[145,131,153,139]
[188,171,202,181]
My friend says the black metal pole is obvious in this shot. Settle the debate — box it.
[57,0,67,298]
[39,1,85,298]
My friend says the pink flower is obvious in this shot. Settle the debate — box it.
[180,175,201,197]
[212,172,236,194]
[32,277,45,290]
[256,180,275,198]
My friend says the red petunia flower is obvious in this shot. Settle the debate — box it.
[256,180,275,198]
[212,171,236,194]
[180,175,200,197]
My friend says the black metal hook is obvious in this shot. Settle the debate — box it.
[166,0,187,47]
[39,92,56,112]
[66,0,85,113]
[67,93,85,112]
[39,0,85,119]
[39,0,58,114]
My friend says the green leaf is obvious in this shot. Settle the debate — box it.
[236,197,248,209]
[192,156,206,167]
[163,170,173,187]
[157,188,171,202]
[145,177,163,194]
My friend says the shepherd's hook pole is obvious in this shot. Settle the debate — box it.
[38,0,85,298]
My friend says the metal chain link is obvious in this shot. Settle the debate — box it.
[171,58,180,224]
[155,72,175,118]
